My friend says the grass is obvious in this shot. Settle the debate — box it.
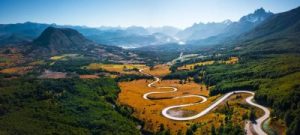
[142,64,171,77]
[0,66,33,74]
[178,61,215,70]
[50,54,80,60]
[85,63,146,74]
[79,75,99,79]
[118,63,274,134]
[28,60,45,66]
[177,57,238,71]
[118,78,263,134]
[0,53,24,67]
[118,79,209,134]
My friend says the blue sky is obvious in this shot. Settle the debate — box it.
[0,0,300,28]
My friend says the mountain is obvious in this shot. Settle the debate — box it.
[222,8,273,37]
[0,8,275,49]
[0,22,49,45]
[176,20,232,41]
[26,27,94,56]
[0,34,31,46]
[0,23,178,48]
[85,29,177,48]
[125,26,149,35]
[187,8,273,46]
[63,25,178,48]
[20,27,140,63]
[0,22,49,38]
[33,27,92,49]
[242,7,300,40]
[235,6,300,54]
[147,26,180,37]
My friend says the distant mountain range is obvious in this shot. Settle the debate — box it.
[236,6,300,54]
[85,27,179,48]
[0,7,274,48]
[0,23,180,48]
[1,7,299,53]
[6,26,139,63]
[136,6,300,55]
[187,8,274,45]
[176,20,232,41]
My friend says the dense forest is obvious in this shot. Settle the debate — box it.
[0,78,139,135]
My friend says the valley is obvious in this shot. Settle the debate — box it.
[0,2,300,135]
[118,59,271,135]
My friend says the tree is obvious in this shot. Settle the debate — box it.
[186,128,193,135]
[179,80,183,84]
[287,116,300,135]
[191,124,198,132]
[3,49,12,54]
[284,110,293,126]
[159,124,165,132]
[242,112,249,120]
[249,109,256,122]
[165,129,171,135]
[123,66,127,71]
[218,123,224,134]
[211,124,216,135]
[177,129,183,135]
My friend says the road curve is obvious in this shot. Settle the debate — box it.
[139,68,270,135]
[246,96,270,135]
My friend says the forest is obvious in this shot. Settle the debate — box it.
[0,77,139,135]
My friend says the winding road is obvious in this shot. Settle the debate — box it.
[139,68,270,135]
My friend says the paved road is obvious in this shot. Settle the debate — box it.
[139,68,270,135]
[245,96,270,135]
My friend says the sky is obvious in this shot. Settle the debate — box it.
[0,0,300,29]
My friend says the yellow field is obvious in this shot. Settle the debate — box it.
[28,60,45,66]
[0,53,24,67]
[50,54,80,60]
[269,118,286,134]
[118,79,212,133]
[142,64,171,77]
[118,79,263,134]
[118,64,266,134]
[178,57,239,70]
[50,55,65,60]
[224,57,239,64]
[79,75,99,79]
[85,63,146,74]
[178,61,215,70]
[0,66,33,74]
